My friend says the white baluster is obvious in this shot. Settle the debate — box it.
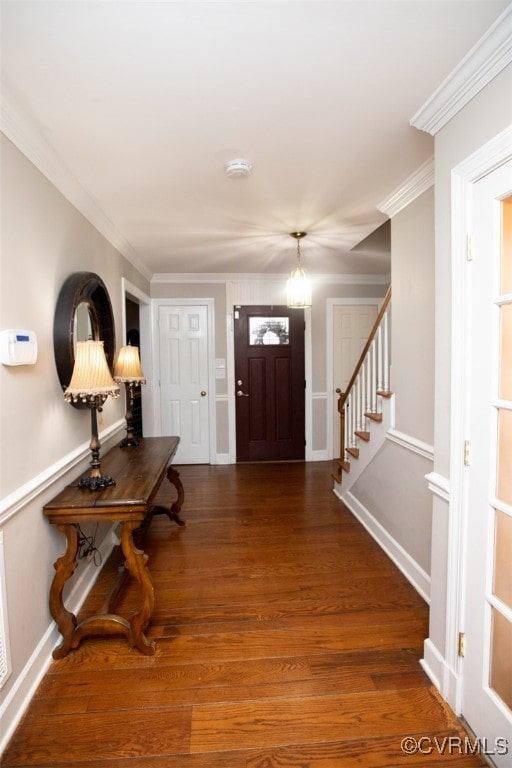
[383,310,390,392]
[359,372,365,431]
[349,392,355,447]
[365,356,371,414]
[371,339,378,413]
[344,400,350,457]
[376,324,383,392]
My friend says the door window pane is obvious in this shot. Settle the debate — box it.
[497,408,512,506]
[494,510,512,610]
[490,607,512,711]
[249,318,289,345]
[500,304,512,400]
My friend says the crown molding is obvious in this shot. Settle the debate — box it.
[410,5,512,136]
[378,156,434,218]
[1,85,152,282]
[151,272,390,285]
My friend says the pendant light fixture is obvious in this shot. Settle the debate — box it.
[287,231,312,308]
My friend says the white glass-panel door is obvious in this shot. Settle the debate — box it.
[463,162,512,767]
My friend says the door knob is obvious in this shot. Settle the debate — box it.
[201,391,207,397]
[237,390,249,397]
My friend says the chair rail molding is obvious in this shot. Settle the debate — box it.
[0,420,124,526]
[386,428,434,461]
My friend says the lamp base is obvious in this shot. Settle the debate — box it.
[78,474,116,491]
[119,435,140,448]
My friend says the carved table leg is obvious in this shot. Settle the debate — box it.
[50,524,79,659]
[121,521,156,655]
[148,465,185,526]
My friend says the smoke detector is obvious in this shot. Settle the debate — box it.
[225,158,252,178]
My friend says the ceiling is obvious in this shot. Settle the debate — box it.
[1,1,508,278]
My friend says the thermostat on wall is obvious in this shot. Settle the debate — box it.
[0,330,38,366]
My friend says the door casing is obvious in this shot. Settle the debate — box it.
[444,126,512,719]
[326,298,381,459]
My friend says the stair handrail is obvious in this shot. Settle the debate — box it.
[334,286,391,476]
[338,286,391,410]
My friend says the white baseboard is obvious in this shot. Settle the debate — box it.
[420,637,444,691]
[0,528,117,755]
[421,637,462,714]
[338,489,431,603]
[309,448,329,461]
[213,453,231,465]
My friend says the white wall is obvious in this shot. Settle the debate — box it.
[0,135,150,749]
[392,189,435,445]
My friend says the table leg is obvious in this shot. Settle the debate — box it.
[49,524,79,660]
[148,465,185,526]
[121,521,156,655]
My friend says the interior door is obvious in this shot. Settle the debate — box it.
[332,304,378,456]
[234,305,305,461]
[159,304,210,464]
[462,162,512,766]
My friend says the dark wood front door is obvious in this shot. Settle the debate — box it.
[234,305,305,462]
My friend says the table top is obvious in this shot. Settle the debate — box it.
[43,436,180,523]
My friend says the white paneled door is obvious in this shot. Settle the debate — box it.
[462,160,512,766]
[159,304,210,464]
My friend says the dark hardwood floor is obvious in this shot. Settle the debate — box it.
[2,462,485,767]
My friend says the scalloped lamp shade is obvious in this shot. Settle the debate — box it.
[114,344,146,383]
[64,340,119,403]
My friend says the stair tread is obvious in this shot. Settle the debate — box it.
[346,447,359,459]
[365,412,383,423]
[354,430,370,442]
[377,390,393,399]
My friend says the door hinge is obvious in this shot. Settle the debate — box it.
[464,440,470,466]
[466,234,474,262]
[458,631,466,658]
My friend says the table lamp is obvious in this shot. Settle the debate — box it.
[64,339,120,489]
[114,344,146,447]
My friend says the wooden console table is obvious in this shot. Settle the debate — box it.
[43,436,183,659]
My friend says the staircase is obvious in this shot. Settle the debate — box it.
[332,287,393,494]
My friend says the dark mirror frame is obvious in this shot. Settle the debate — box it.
[54,272,116,408]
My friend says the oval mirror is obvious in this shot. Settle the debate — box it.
[54,272,116,407]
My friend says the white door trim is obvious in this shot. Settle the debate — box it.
[120,279,155,435]
[326,297,382,459]
[151,298,216,462]
[447,124,512,713]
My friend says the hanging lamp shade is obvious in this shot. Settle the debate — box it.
[286,232,312,308]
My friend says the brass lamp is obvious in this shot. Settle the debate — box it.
[64,340,120,489]
[287,231,312,308]
[114,344,146,447]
